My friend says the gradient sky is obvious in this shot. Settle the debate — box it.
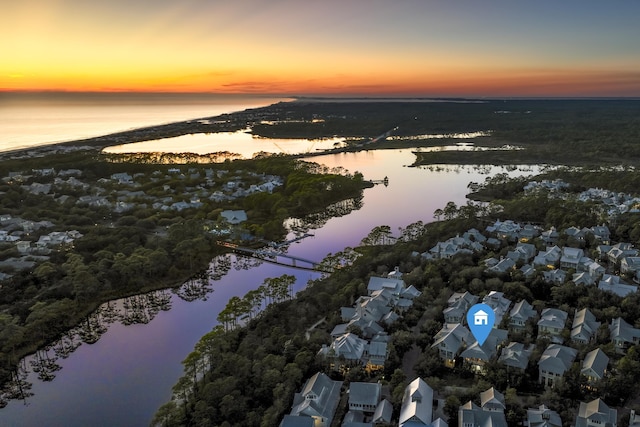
[3,0,640,96]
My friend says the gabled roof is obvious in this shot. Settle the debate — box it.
[459,400,508,427]
[538,344,578,374]
[280,414,315,427]
[431,323,471,352]
[367,276,404,295]
[399,378,433,427]
[581,348,609,379]
[402,285,422,299]
[323,333,367,360]
[291,372,343,423]
[480,387,505,411]
[572,272,594,286]
[527,405,562,427]
[510,300,536,322]
[610,316,640,345]
[349,382,381,407]
[447,291,478,309]
[575,399,617,427]
[461,329,508,361]
[499,342,534,370]
[372,399,393,424]
[537,308,568,329]
[571,308,600,342]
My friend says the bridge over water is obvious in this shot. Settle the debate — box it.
[217,241,334,273]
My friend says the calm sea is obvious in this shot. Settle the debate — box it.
[0,92,290,153]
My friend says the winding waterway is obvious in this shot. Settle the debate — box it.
[0,148,543,426]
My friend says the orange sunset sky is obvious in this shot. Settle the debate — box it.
[3,0,640,97]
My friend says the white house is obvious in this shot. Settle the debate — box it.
[399,377,433,427]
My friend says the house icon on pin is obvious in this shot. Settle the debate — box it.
[473,309,489,326]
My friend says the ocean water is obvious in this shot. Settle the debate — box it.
[0,92,289,152]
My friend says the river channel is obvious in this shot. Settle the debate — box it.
[1,149,543,427]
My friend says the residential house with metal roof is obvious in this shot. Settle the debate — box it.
[458,387,507,427]
[399,378,433,427]
[287,372,343,427]
[609,317,640,353]
[460,328,508,373]
[509,300,537,333]
[538,344,578,388]
[348,382,381,414]
[574,398,617,427]
[432,323,471,368]
[498,342,534,371]
[525,405,562,427]
[571,308,601,345]
[581,348,609,389]
[537,308,568,343]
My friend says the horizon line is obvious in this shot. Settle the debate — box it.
[1,90,640,101]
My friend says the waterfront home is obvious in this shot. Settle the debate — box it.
[286,372,343,427]
[458,387,507,427]
[609,317,640,352]
[574,398,617,427]
[537,308,568,342]
[525,405,562,427]
[538,344,578,387]
[399,377,433,427]
[571,308,601,345]
[580,348,609,388]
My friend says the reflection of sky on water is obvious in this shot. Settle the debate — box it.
[103,130,345,158]
[1,148,544,426]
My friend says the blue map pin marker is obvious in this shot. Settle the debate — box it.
[467,303,495,346]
